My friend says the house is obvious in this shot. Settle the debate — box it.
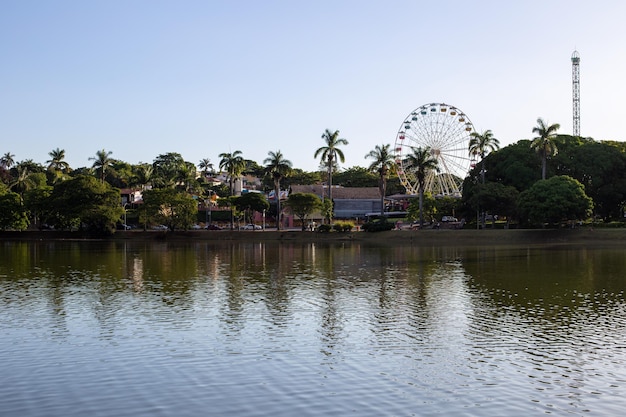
[120,188,143,206]
[290,185,381,219]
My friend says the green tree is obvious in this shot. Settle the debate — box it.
[0,190,29,230]
[407,192,436,224]
[131,163,154,190]
[152,152,187,188]
[46,148,71,173]
[332,166,378,188]
[518,175,593,226]
[314,129,348,203]
[142,188,198,231]
[365,144,395,216]
[233,192,270,227]
[476,140,540,191]
[263,150,292,230]
[49,175,123,234]
[198,158,213,177]
[469,130,500,184]
[0,152,15,169]
[553,139,626,221]
[282,169,322,188]
[219,150,245,196]
[531,118,560,180]
[285,192,322,231]
[90,149,114,183]
[403,146,439,227]
[9,164,36,196]
[464,182,519,227]
[23,181,53,229]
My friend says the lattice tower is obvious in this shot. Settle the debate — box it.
[571,50,580,137]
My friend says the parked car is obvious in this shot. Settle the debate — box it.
[205,224,223,230]
[152,224,168,230]
[242,224,262,230]
[441,216,458,222]
[191,224,202,230]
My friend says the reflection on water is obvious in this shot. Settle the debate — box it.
[1,241,625,416]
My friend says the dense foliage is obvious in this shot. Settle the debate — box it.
[1,128,626,232]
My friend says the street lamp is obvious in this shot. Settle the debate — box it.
[123,202,130,229]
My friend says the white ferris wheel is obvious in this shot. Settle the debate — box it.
[394,102,474,197]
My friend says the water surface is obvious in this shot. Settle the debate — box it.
[1,241,625,416]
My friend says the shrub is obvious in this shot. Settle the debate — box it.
[361,219,395,232]
[333,221,355,232]
[317,224,333,233]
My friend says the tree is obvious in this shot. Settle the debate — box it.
[23,181,53,229]
[285,192,322,231]
[531,118,560,180]
[218,150,245,196]
[90,149,114,183]
[132,163,154,190]
[232,192,270,227]
[198,158,213,177]
[314,129,348,203]
[365,144,395,216]
[46,148,70,173]
[282,169,322,188]
[142,188,198,231]
[0,152,15,169]
[406,192,436,224]
[474,140,539,191]
[469,130,500,184]
[48,175,123,234]
[403,146,439,227]
[464,182,519,227]
[263,150,292,230]
[9,164,35,196]
[552,139,626,221]
[152,152,187,188]
[0,190,29,230]
[518,175,593,227]
[332,166,378,187]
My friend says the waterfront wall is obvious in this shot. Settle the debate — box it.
[1,228,624,247]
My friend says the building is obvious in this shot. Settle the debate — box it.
[289,185,381,219]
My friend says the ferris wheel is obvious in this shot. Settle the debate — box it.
[394,102,474,197]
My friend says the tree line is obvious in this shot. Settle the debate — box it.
[1,119,625,232]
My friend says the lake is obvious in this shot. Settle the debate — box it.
[1,240,625,416]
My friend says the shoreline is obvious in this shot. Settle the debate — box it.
[1,228,624,247]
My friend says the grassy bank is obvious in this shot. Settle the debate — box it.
[1,228,625,247]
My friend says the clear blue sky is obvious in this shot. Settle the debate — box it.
[2,0,625,172]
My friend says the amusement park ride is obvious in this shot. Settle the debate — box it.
[393,102,475,198]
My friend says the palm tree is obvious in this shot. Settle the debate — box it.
[89,149,114,183]
[531,118,560,180]
[9,164,34,196]
[1,152,15,169]
[314,129,348,204]
[469,130,500,184]
[264,150,292,230]
[132,164,153,190]
[365,144,395,217]
[46,148,71,173]
[404,146,439,227]
[198,158,213,178]
[218,150,245,196]
[179,161,197,192]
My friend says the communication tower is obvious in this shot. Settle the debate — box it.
[571,50,580,137]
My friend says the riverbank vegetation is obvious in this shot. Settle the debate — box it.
[1,120,626,233]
